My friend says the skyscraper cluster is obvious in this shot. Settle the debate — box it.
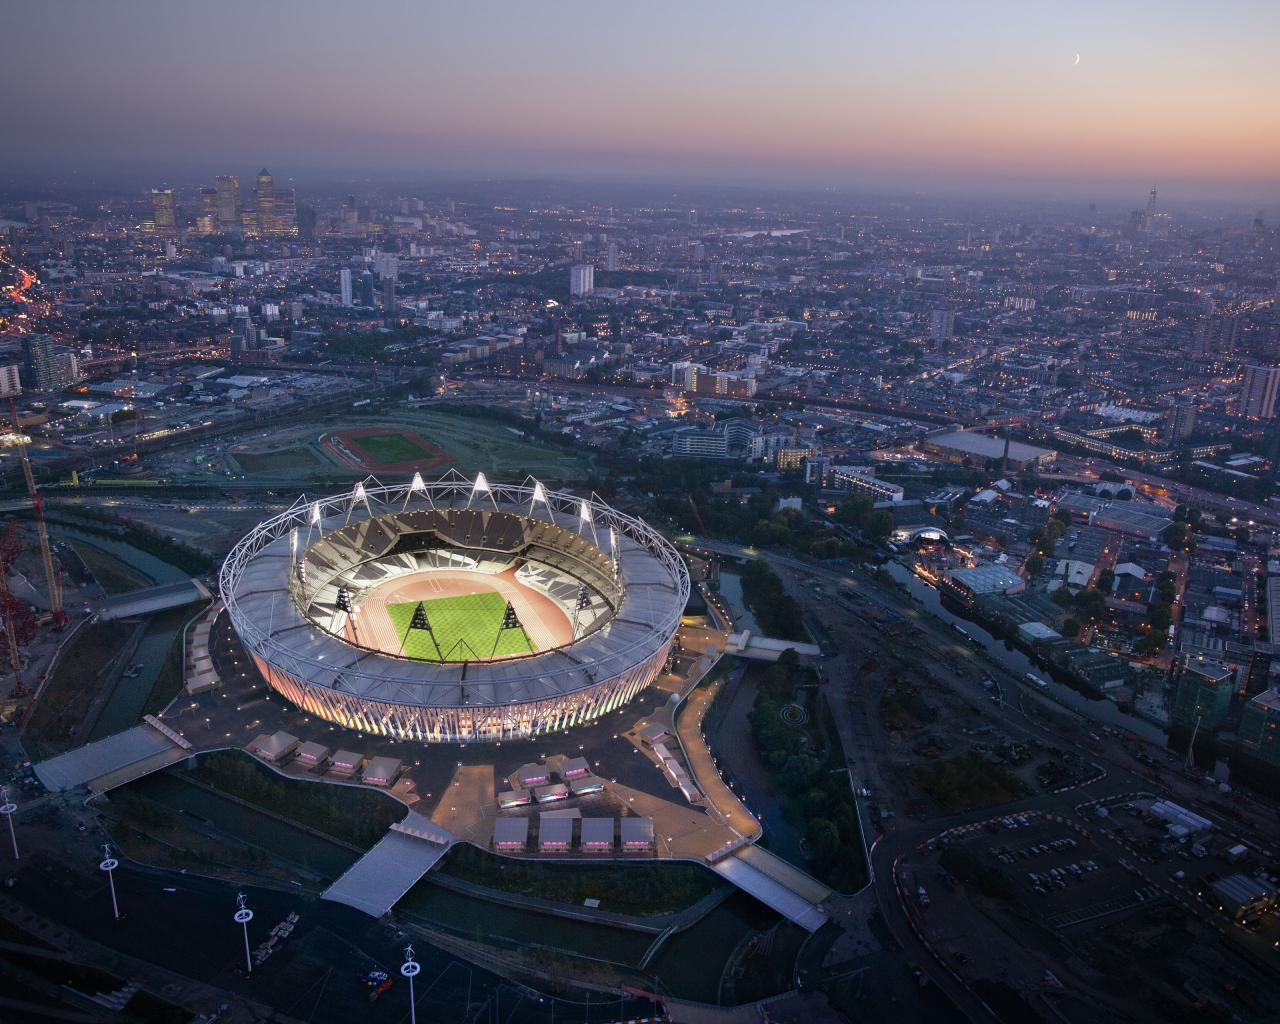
[149,170,297,237]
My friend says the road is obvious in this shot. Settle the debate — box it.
[698,537,1280,1019]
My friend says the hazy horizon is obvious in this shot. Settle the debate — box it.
[4,0,1279,204]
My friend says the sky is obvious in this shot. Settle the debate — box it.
[4,0,1279,201]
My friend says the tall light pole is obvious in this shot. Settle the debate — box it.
[233,893,254,975]
[400,944,420,1024]
[99,843,119,920]
[0,786,17,860]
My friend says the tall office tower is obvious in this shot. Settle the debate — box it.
[55,350,79,385]
[150,188,176,233]
[929,308,955,342]
[606,242,619,272]
[0,363,21,398]
[273,182,298,235]
[233,313,255,353]
[707,259,721,286]
[255,168,275,236]
[1144,186,1157,233]
[382,275,396,312]
[1240,363,1280,419]
[194,188,219,234]
[214,175,241,229]
[296,203,316,241]
[1166,397,1197,442]
[359,270,375,306]
[21,333,60,392]
[569,264,594,296]
[375,253,399,280]
[339,268,353,307]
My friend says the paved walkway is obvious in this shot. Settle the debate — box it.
[674,672,761,842]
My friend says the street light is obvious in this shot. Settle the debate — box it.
[99,843,119,920]
[0,787,17,860]
[401,944,421,1024]
[234,893,254,974]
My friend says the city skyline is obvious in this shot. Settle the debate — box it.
[3,0,1279,202]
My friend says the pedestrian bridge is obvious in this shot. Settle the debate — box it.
[724,630,823,662]
[33,715,192,793]
[322,811,456,918]
[709,844,829,932]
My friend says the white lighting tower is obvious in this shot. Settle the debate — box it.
[0,786,17,860]
[99,843,119,919]
[233,893,254,974]
[400,944,421,1024]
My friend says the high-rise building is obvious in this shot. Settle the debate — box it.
[55,350,79,385]
[359,270,375,307]
[1170,657,1234,732]
[1237,688,1280,770]
[21,333,61,392]
[1239,363,1280,419]
[255,168,275,236]
[150,188,176,233]
[929,308,955,342]
[273,181,298,235]
[0,363,21,398]
[214,175,241,229]
[606,242,619,272]
[569,264,594,296]
[195,188,219,234]
[375,253,399,280]
[1165,397,1197,442]
[382,275,396,313]
[339,268,353,307]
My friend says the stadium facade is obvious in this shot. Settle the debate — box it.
[221,473,689,743]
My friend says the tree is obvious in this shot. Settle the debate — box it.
[1025,555,1044,577]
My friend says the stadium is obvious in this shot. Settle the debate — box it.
[220,472,690,743]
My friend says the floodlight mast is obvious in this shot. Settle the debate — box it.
[233,893,254,974]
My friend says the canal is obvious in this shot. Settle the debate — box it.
[880,561,1167,744]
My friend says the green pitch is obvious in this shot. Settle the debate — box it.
[353,432,438,464]
[386,592,535,661]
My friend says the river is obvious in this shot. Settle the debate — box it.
[880,561,1168,745]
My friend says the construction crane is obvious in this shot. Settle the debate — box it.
[9,399,66,627]
[0,521,36,704]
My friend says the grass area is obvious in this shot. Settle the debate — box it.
[105,788,276,876]
[407,408,590,482]
[912,751,1028,814]
[352,430,440,464]
[387,593,535,661]
[71,539,152,594]
[233,446,326,475]
[436,842,722,916]
[745,654,868,892]
[24,621,132,759]
[191,749,405,848]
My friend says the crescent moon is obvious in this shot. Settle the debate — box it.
[1073,53,1081,65]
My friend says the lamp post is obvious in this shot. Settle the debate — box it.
[98,843,119,919]
[0,786,17,860]
[400,944,420,1024]
[233,893,254,974]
